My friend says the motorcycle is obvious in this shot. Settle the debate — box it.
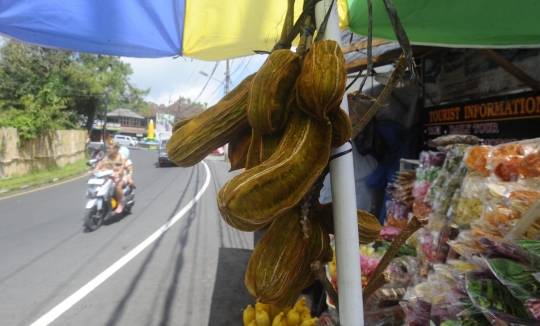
[84,163,135,231]
[86,157,102,169]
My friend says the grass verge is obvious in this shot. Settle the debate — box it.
[0,158,89,193]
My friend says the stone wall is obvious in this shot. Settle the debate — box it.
[0,128,87,178]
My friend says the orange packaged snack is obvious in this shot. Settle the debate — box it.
[492,143,525,158]
[482,205,521,227]
[465,146,491,176]
[493,156,522,182]
[518,151,540,179]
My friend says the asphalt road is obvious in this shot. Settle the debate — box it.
[0,149,257,326]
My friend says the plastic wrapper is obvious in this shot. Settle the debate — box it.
[378,226,402,241]
[503,186,540,215]
[477,238,529,264]
[517,240,540,269]
[494,155,523,182]
[412,180,430,201]
[364,287,407,310]
[466,278,530,318]
[432,134,480,146]
[434,224,460,264]
[482,204,521,227]
[519,150,540,179]
[487,258,540,299]
[365,306,404,326]
[413,201,432,218]
[453,196,484,227]
[465,145,492,176]
[400,299,431,326]
[385,200,410,229]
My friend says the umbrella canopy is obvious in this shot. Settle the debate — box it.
[1,0,539,61]
[345,0,540,48]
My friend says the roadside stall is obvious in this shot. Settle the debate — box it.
[2,1,540,325]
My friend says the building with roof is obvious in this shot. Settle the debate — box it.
[106,108,148,138]
[149,101,203,123]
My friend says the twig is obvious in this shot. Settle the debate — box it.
[274,0,296,50]
[311,261,339,313]
[349,91,377,103]
[362,270,391,303]
[365,215,427,290]
[351,55,407,139]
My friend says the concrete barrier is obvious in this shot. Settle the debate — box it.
[0,128,87,178]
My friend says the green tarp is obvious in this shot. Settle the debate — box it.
[347,0,540,48]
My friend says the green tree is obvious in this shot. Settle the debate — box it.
[0,40,151,135]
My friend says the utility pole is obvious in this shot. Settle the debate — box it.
[224,60,230,162]
[225,60,230,95]
[102,88,109,152]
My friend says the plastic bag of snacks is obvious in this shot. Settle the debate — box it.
[385,200,410,229]
[413,201,432,218]
[503,185,540,215]
[432,134,480,147]
[482,203,521,227]
[466,278,531,319]
[465,145,492,176]
[488,140,540,182]
[412,180,430,201]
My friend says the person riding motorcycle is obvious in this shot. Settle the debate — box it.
[92,143,127,213]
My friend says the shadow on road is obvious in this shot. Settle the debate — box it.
[104,165,200,326]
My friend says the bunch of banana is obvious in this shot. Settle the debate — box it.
[243,298,319,326]
[166,40,381,307]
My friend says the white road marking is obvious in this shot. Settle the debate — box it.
[30,161,212,326]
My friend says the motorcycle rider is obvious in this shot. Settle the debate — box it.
[92,143,127,213]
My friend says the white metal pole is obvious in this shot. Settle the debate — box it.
[314,1,364,325]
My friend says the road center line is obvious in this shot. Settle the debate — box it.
[30,161,212,326]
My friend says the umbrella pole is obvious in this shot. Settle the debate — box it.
[314,1,364,325]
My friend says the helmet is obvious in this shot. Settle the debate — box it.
[119,146,130,160]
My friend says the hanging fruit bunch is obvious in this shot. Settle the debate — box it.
[167,38,382,307]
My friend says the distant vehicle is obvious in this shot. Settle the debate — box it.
[114,134,137,147]
[213,147,225,155]
[158,136,174,167]
[157,132,172,140]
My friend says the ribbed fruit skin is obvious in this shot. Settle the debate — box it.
[295,40,346,120]
[247,50,301,134]
[328,107,352,148]
[228,127,252,172]
[245,128,285,170]
[166,74,255,167]
[217,106,332,228]
[245,207,332,307]
[317,202,382,244]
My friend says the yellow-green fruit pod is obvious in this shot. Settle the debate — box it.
[245,128,285,170]
[171,116,194,134]
[228,127,252,172]
[218,107,332,227]
[166,74,255,167]
[328,108,352,148]
[247,49,301,134]
[295,40,346,120]
[245,207,332,307]
[317,202,382,244]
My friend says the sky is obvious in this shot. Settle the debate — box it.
[121,55,269,107]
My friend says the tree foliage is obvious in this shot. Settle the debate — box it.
[0,40,150,138]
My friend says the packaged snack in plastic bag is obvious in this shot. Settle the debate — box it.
[412,180,430,201]
[433,134,480,147]
[494,156,523,182]
[477,238,529,264]
[517,240,540,269]
[466,278,530,318]
[378,226,402,241]
[435,224,460,264]
[385,200,410,229]
[413,201,432,218]
[482,204,521,227]
[486,257,540,320]
[504,186,540,215]
[465,145,492,176]
[519,150,540,179]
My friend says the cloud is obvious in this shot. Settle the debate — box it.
[121,54,268,106]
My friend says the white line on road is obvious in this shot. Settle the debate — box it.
[30,161,212,326]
